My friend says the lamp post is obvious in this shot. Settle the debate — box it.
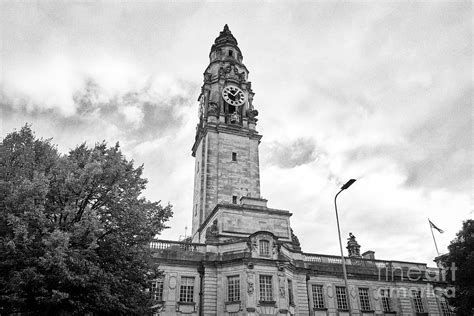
[334,179,356,315]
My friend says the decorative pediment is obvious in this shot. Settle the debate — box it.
[247,231,280,259]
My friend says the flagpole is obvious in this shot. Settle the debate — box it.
[428,218,440,256]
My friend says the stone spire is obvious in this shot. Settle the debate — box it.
[209,24,242,61]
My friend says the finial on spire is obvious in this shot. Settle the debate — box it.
[223,24,230,32]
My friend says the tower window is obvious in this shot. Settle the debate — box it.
[232,152,237,161]
[229,50,233,57]
[232,195,238,204]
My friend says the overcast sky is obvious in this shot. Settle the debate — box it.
[1,1,471,265]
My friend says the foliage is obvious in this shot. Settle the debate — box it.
[0,125,173,315]
[439,219,474,315]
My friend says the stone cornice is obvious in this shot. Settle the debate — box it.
[197,203,292,234]
[191,123,262,156]
[204,60,249,75]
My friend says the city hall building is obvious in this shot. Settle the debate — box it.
[149,26,452,316]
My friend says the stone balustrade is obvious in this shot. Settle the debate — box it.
[149,239,438,280]
[150,239,206,252]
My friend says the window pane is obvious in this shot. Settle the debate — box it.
[336,286,348,310]
[180,277,195,302]
[288,280,294,305]
[312,284,325,309]
[381,289,392,312]
[358,288,371,311]
[439,297,455,316]
[151,278,164,301]
[227,275,240,302]
[259,275,273,301]
[259,240,270,255]
[411,290,424,313]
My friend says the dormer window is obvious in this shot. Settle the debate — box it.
[259,240,270,256]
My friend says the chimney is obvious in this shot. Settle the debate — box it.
[362,250,375,260]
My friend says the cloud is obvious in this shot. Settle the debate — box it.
[262,138,322,169]
[1,1,471,265]
[1,76,199,147]
[342,87,471,193]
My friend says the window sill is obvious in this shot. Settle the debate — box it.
[361,310,375,313]
[383,312,397,314]
[259,300,276,306]
[177,301,195,305]
[225,300,241,305]
[337,309,350,312]
[313,307,328,311]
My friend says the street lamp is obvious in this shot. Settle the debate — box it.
[334,179,356,315]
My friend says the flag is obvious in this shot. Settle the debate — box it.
[429,220,444,233]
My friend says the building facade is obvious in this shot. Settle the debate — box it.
[150,26,452,316]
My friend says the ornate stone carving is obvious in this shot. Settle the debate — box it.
[247,271,255,295]
[218,67,225,78]
[278,273,286,298]
[230,111,240,124]
[205,219,219,242]
[246,109,259,121]
[272,242,280,256]
[347,232,361,257]
[247,237,258,252]
[291,228,301,251]
[208,102,219,117]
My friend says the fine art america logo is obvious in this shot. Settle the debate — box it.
[374,262,457,298]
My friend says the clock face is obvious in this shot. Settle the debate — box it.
[222,85,245,106]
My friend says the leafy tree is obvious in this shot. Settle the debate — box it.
[0,125,173,315]
[439,219,474,315]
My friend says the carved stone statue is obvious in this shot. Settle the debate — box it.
[205,219,219,242]
[203,72,212,83]
[246,109,258,120]
[246,238,258,252]
[247,271,255,295]
[230,111,240,124]
[278,273,286,298]
[347,232,361,257]
[208,102,219,116]
[291,228,301,251]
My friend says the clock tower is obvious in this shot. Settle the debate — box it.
[151,26,446,316]
[191,25,283,242]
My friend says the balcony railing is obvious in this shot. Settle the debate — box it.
[150,239,206,253]
[303,253,427,271]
